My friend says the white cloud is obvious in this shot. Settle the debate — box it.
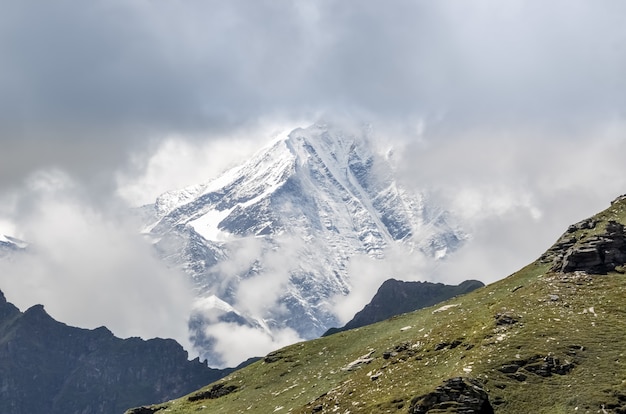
[202,322,302,368]
[232,235,306,317]
[0,170,195,351]
[116,119,313,206]
[331,244,433,324]
[390,120,626,284]
[116,136,259,207]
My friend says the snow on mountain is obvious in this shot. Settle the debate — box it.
[146,122,465,366]
[0,235,28,258]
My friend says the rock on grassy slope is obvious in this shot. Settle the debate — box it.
[127,194,626,414]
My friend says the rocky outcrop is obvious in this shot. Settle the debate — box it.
[495,312,519,326]
[408,377,494,414]
[187,383,238,402]
[323,279,484,336]
[550,220,626,274]
[0,289,236,414]
[611,194,626,205]
[497,353,577,382]
[125,407,166,414]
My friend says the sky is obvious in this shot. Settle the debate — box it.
[1,0,626,364]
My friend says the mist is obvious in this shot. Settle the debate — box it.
[0,170,195,351]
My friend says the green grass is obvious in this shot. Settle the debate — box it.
[128,196,626,414]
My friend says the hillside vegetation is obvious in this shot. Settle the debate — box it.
[128,195,626,414]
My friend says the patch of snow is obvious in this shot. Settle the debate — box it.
[0,235,28,249]
[189,208,234,242]
[433,304,460,313]
[198,165,244,197]
[155,183,207,217]
[193,295,240,315]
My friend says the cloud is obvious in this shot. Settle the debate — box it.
[0,170,194,350]
[2,0,625,192]
[389,119,626,283]
[330,116,626,320]
[203,322,302,368]
[331,244,433,324]
[116,119,310,206]
[232,235,307,318]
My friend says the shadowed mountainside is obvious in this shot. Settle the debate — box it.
[324,279,484,336]
[0,291,238,414]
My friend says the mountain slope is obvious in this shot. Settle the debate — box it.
[0,290,238,414]
[324,279,485,336]
[145,122,465,365]
[128,194,626,413]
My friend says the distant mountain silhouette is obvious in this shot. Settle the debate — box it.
[0,289,240,414]
[324,279,484,336]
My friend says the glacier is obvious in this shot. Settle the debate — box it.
[143,122,465,366]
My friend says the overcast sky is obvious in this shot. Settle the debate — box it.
[1,0,626,362]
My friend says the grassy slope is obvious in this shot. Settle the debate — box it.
[130,196,626,414]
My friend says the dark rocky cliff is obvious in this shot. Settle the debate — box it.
[324,279,484,336]
[0,290,233,414]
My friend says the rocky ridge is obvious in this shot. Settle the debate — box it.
[541,195,626,274]
[324,279,484,336]
[0,289,238,414]
[408,377,494,414]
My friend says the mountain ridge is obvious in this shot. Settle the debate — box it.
[323,278,485,336]
[0,289,240,414]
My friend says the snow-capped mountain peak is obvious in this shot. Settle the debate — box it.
[146,122,465,366]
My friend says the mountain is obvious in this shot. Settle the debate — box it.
[323,279,485,336]
[127,194,626,413]
[144,122,465,365]
[0,289,241,414]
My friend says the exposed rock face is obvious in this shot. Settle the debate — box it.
[495,312,519,326]
[125,407,165,414]
[408,377,494,414]
[549,220,626,274]
[187,383,238,402]
[323,279,483,336]
[0,289,236,414]
[497,353,577,382]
